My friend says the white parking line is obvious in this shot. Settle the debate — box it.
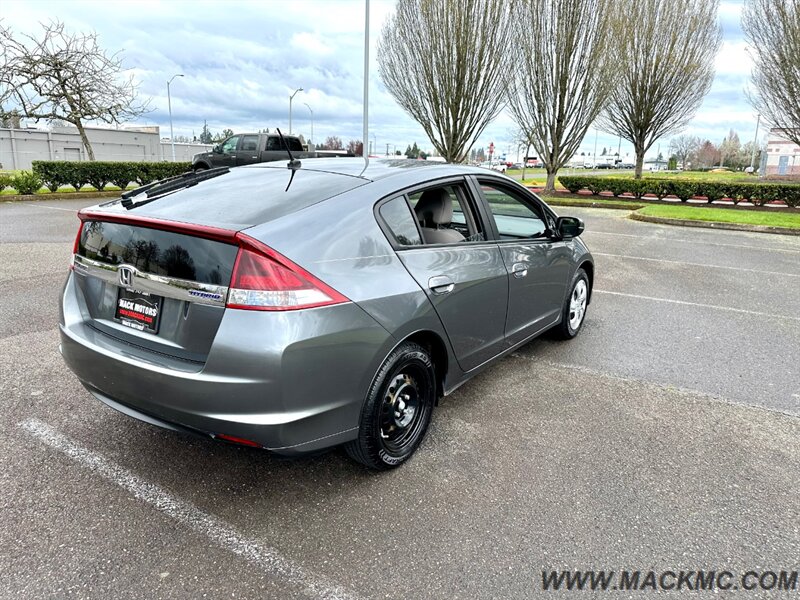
[592,252,800,278]
[21,203,80,212]
[594,290,800,322]
[586,230,800,254]
[19,418,359,600]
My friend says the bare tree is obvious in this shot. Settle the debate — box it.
[507,0,615,192]
[668,135,701,170]
[346,139,363,156]
[322,135,343,151]
[0,21,149,160]
[718,129,741,168]
[600,0,722,178]
[743,0,800,147]
[378,0,512,163]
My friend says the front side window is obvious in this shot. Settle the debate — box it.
[479,182,549,239]
[221,136,239,154]
[379,197,422,246]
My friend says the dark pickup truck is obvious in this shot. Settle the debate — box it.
[191,132,316,170]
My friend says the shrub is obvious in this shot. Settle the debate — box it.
[31,161,68,192]
[31,160,192,191]
[558,176,587,194]
[0,173,12,193]
[10,171,44,195]
[668,181,695,202]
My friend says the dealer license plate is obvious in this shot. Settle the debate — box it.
[115,288,163,333]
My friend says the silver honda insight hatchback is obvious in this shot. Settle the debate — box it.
[60,158,594,469]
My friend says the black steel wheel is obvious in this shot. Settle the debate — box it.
[345,341,436,470]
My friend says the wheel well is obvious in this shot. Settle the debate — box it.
[580,260,594,302]
[405,331,448,401]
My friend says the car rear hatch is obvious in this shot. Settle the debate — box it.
[68,164,367,366]
[72,218,239,365]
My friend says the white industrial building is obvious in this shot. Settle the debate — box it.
[764,128,800,177]
[0,125,212,170]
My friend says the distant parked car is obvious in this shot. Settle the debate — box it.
[480,161,507,174]
[60,158,594,469]
[192,132,315,170]
[596,163,613,169]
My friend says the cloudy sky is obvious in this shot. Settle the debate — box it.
[3,0,760,160]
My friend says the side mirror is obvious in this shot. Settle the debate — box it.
[212,145,222,154]
[556,216,584,239]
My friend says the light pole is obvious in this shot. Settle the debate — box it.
[303,102,313,146]
[363,0,369,156]
[289,88,303,134]
[167,73,184,162]
[370,132,376,156]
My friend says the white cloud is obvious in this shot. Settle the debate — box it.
[1,0,758,158]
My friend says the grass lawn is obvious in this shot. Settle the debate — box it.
[638,205,800,230]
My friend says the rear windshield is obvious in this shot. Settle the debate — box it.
[78,221,238,285]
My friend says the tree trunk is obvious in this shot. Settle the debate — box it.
[634,148,644,179]
[544,169,557,193]
[74,119,95,160]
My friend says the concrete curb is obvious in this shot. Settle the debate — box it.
[1,190,122,202]
[630,212,800,236]
[544,199,645,210]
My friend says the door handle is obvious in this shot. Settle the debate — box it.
[511,262,528,278]
[428,275,455,295]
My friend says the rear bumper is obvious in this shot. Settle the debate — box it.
[60,276,394,455]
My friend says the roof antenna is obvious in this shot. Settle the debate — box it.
[276,128,301,170]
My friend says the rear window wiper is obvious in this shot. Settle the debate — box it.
[120,167,230,209]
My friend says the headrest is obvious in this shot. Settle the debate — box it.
[415,188,453,226]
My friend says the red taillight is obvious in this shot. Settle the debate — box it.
[226,233,349,311]
[69,220,83,270]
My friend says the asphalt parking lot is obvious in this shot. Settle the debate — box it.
[1,199,798,598]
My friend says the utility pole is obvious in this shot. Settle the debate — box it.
[592,129,598,168]
[749,113,761,170]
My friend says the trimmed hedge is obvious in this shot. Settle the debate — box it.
[558,176,800,208]
[31,161,192,192]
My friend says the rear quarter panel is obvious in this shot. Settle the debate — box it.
[243,181,462,388]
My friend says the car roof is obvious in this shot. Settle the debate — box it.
[85,158,501,231]
[245,157,488,181]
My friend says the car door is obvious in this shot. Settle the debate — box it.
[380,180,509,372]
[233,135,260,165]
[216,135,240,167]
[471,177,572,346]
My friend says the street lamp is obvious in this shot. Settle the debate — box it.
[167,73,184,162]
[303,102,313,145]
[289,88,303,134]
[370,132,376,156]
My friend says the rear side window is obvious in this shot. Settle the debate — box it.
[379,197,422,246]
[266,137,303,152]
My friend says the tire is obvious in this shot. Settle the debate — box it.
[193,164,209,172]
[345,342,436,470]
[552,268,590,340]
